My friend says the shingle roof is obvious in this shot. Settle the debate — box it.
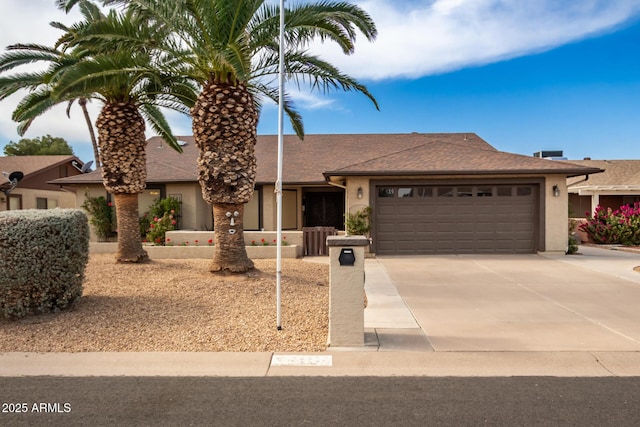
[567,160,640,190]
[325,140,602,178]
[0,155,82,186]
[51,133,602,186]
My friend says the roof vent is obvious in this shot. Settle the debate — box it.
[533,150,566,160]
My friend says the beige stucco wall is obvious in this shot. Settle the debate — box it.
[165,183,212,230]
[345,176,371,216]
[262,184,276,230]
[76,183,214,241]
[259,184,302,231]
[74,185,110,242]
[543,175,569,253]
[1,188,77,211]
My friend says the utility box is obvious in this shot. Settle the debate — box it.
[326,235,369,347]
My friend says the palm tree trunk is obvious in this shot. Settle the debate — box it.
[96,102,148,263]
[114,193,148,263]
[78,97,100,168]
[211,203,253,273]
[192,81,258,274]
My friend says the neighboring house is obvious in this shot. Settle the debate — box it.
[0,155,86,211]
[567,160,640,217]
[53,133,602,254]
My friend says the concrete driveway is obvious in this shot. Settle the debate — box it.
[376,246,640,352]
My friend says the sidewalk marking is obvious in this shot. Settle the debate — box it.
[271,355,333,367]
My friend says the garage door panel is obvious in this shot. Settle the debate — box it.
[377,205,397,216]
[377,223,398,233]
[375,183,537,255]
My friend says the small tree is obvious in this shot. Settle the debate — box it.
[3,135,74,156]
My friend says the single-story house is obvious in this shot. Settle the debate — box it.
[0,155,86,211]
[52,133,602,254]
[567,159,640,217]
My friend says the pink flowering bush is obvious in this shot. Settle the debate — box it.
[580,203,640,245]
[145,212,177,245]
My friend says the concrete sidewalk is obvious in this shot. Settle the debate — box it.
[2,245,640,377]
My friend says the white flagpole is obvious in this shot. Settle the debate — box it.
[276,0,285,330]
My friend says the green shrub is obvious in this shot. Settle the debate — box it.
[145,211,177,245]
[0,209,89,319]
[346,207,372,236]
[141,197,181,245]
[81,191,115,241]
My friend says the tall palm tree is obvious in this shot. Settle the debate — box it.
[104,0,379,274]
[67,97,101,168]
[0,1,197,262]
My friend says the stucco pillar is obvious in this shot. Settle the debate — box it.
[326,235,369,347]
[591,193,600,216]
[544,176,569,252]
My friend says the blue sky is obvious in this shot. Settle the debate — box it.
[1,0,639,163]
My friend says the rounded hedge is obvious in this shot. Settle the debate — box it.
[0,209,89,319]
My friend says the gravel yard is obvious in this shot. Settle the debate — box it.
[0,255,329,352]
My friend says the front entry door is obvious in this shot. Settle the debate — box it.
[304,192,344,229]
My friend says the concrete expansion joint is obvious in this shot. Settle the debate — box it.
[589,352,618,377]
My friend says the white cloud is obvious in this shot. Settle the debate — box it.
[309,0,640,80]
[1,0,639,153]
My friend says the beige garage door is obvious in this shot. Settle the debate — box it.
[374,183,538,254]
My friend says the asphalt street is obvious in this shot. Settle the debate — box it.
[2,376,640,426]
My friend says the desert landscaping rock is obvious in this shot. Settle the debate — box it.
[0,255,329,352]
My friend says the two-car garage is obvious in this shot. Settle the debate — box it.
[373,181,540,255]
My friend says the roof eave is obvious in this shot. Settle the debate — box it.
[324,168,604,179]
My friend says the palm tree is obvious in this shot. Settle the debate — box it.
[104,0,379,273]
[67,97,101,168]
[57,2,101,168]
[0,1,197,262]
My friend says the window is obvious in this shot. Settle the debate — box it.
[415,187,432,197]
[456,187,473,197]
[477,187,493,197]
[517,186,532,197]
[437,187,453,197]
[36,198,47,209]
[497,186,512,197]
[378,187,395,197]
[397,187,413,198]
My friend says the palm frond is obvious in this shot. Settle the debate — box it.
[252,82,305,139]
[138,102,182,153]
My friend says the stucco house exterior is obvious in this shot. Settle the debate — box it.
[567,159,640,217]
[53,133,602,254]
[0,155,85,211]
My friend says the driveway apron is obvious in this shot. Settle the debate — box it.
[376,247,640,352]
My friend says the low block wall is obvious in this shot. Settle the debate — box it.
[165,230,303,247]
[90,242,302,259]
[570,218,590,244]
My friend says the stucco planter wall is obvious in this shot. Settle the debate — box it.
[89,242,302,259]
[165,230,303,247]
